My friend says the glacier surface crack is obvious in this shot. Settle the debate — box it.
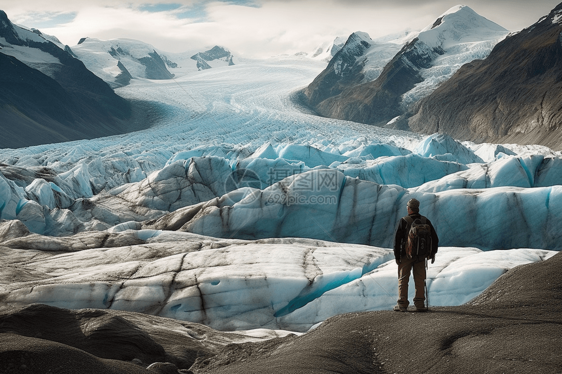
[274,253,393,318]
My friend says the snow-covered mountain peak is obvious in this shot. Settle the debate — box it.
[305,5,509,126]
[76,37,158,60]
[0,11,71,73]
[349,31,371,42]
[30,28,64,48]
[0,10,16,37]
[306,36,347,61]
[189,45,235,70]
[336,31,373,59]
[191,45,231,60]
[343,31,373,50]
[538,2,562,25]
[418,5,507,49]
[0,10,51,46]
[304,30,404,108]
[72,37,174,86]
[435,4,468,19]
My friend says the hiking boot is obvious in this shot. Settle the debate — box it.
[414,305,427,312]
[393,304,407,312]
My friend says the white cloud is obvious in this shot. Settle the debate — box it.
[1,0,561,58]
[32,0,435,57]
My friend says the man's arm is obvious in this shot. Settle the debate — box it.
[393,219,404,264]
[429,220,439,260]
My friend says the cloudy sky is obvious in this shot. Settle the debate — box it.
[2,0,561,57]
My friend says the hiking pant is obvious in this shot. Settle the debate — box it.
[397,257,426,308]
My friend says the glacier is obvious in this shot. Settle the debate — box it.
[0,56,560,333]
[0,228,554,332]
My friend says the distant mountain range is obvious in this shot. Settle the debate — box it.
[72,37,174,88]
[304,4,562,149]
[0,10,135,149]
[304,5,508,128]
[407,3,562,149]
[3,3,561,150]
[0,9,238,149]
[73,38,236,87]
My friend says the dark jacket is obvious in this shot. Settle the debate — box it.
[393,212,439,261]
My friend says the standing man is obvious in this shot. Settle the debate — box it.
[393,198,438,312]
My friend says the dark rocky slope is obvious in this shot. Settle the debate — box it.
[408,3,562,150]
[0,10,152,149]
[304,32,378,109]
[1,252,560,373]
[191,46,235,71]
[313,37,430,126]
[0,51,161,150]
[0,305,230,373]
[0,52,138,149]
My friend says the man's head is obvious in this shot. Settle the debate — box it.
[407,198,420,214]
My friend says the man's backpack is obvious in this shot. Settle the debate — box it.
[404,216,432,259]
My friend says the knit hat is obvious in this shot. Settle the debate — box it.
[407,198,420,210]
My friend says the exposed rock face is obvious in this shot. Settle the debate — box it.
[115,60,133,86]
[138,51,174,80]
[190,46,235,70]
[161,54,177,68]
[108,45,174,80]
[0,11,134,149]
[192,54,212,70]
[72,38,174,87]
[194,46,232,62]
[313,37,431,125]
[408,4,562,150]
[304,32,401,110]
[304,6,506,127]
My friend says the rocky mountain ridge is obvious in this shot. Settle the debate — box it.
[406,3,562,149]
[190,46,235,71]
[304,31,403,111]
[73,37,175,88]
[304,5,507,127]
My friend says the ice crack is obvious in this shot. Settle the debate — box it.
[274,253,393,318]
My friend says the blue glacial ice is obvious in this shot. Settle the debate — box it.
[0,57,560,332]
[0,229,554,332]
